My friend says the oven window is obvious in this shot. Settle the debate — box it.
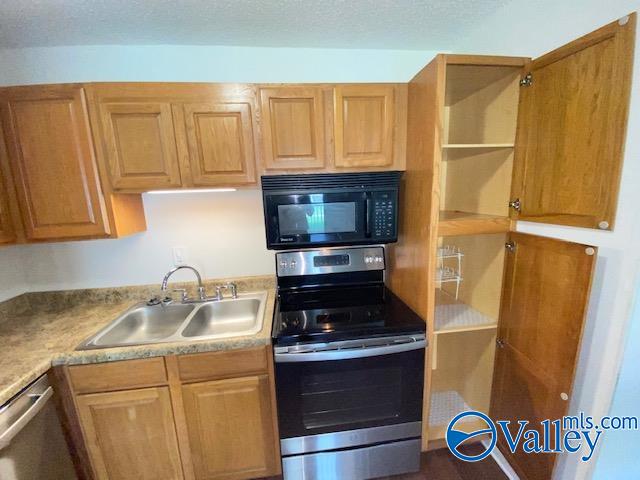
[275,348,424,439]
[277,202,356,235]
[301,367,402,430]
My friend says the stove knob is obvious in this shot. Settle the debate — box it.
[279,260,288,268]
[375,256,383,263]
[290,260,297,268]
[365,255,373,264]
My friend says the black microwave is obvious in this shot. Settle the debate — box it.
[261,171,402,250]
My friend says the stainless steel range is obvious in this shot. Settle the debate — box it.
[271,246,426,480]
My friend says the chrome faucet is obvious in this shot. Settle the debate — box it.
[157,266,239,304]
[160,265,206,302]
[214,282,238,301]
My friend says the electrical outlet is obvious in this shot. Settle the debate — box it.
[172,246,188,266]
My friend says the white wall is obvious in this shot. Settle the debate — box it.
[0,245,28,301]
[455,1,640,478]
[0,45,436,85]
[19,190,275,291]
[593,279,640,478]
[0,44,437,296]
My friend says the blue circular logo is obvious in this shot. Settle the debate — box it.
[445,411,497,462]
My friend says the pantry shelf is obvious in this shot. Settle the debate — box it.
[435,302,497,334]
[442,143,514,149]
[438,210,512,236]
[428,390,473,427]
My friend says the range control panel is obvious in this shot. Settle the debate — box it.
[276,246,385,277]
[372,191,396,239]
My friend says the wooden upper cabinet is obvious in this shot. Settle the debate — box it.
[0,85,110,240]
[181,375,279,480]
[76,386,184,480]
[0,173,16,244]
[334,84,397,168]
[490,233,596,480]
[511,14,636,230]
[259,87,327,171]
[177,102,257,186]
[0,128,18,244]
[97,101,183,190]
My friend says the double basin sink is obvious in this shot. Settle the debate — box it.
[77,292,267,350]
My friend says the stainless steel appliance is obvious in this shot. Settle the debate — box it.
[272,246,426,480]
[0,374,76,480]
[261,171,401,250]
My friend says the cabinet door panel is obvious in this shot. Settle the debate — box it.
[182,375,278,480]
[0,153,16,244]
[511,15,635,229]
[334,85,395,168]
[76,387,184,480]
[181,103,257,186]
[259,87,327,170]
[490,233,595,480]
[1,86,109,239]
[100,102,183,190]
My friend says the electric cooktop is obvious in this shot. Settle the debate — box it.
[272,283,425,346]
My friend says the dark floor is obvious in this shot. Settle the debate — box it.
[384,443,508,480]
[267,443,508,480]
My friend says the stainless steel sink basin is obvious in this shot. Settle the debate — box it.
[77,292,267,350]
[94,303,196,347]
[182,298,262,338]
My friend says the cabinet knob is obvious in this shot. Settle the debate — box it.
[560,392,569,401]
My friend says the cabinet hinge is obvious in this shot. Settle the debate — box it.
[505,241,516,252]
[509,198,521,212]
[520,73,533,87]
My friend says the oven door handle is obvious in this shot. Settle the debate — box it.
[274,339,426,363]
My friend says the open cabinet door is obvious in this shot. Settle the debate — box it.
[490,233,596,480]
[511,14,636,230]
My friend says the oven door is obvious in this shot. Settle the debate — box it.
[264,191,370,249]
[273,335,425,450]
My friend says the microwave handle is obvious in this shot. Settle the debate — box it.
[365,195,372,237]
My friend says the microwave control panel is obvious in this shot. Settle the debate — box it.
[372,191,397,239]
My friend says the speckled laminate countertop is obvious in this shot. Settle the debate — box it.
[0,275,276,406]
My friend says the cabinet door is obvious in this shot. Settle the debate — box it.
[511,14,635,230]
[334,84,395,168]
[0,85,109,240]
[259,87,327,171]
[76,387,184,480]
[180,102,257,186]
[490,233,596,480]
[182,375,278,480]
[99,102,183,190]
[0,130,17,244]
[0,173,15,244]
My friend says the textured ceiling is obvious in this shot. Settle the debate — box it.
[0,0,512,50]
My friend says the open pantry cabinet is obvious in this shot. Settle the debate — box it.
[387,13,635,480]
[429,233,506,440]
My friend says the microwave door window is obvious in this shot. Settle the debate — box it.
[278,203,356,236]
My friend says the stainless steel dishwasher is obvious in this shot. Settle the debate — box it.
[0,374,76,480]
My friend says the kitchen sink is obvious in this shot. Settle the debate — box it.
[77,292,267,350]
[93,303,196,347]
[182,298,262,338]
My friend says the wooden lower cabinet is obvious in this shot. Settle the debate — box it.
[75,387,184,480]
[182,375,278,480]
[67,349,280,480]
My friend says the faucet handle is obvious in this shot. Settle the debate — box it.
[225,282,238,299]
[197,286,207,301]
[214,285,224,301]
[172,288,189,302]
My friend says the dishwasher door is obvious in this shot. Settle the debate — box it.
[0,374,77,480]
